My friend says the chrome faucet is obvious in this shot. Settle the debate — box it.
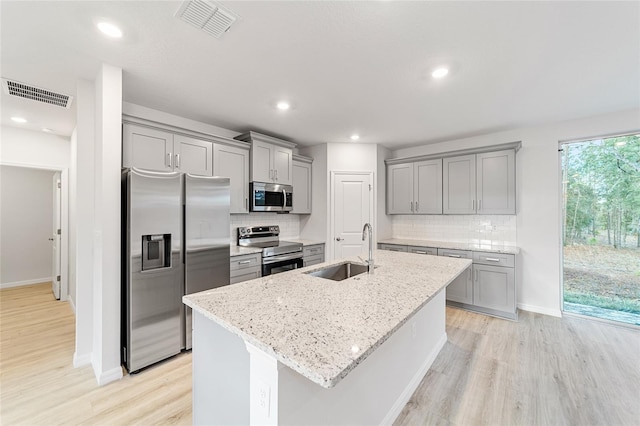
[362,222,374,274]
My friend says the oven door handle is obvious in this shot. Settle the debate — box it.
[262,252,303,265]
[282,189,287,210]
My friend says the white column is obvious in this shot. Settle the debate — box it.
[92,63,123,385]
[73,79,95,368]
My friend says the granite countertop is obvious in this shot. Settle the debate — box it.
[230,240,325,257]
[183,250,470,388]
[378,238,520,255]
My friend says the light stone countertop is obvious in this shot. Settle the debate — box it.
[378,238,520,254]
[183,250,471,388]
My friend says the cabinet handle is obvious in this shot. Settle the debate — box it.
[175,154,180,169]
[478,199,482,211]
[275,169,278,181]
[238,260,252,265]
[167,153,172,168]
[410,201,414,212]
[415,201,419,212]
[414,251,427,254]
[472,199,475,210]
[245,198,248,209]
[448,254,461,258]
[485,257,501,262]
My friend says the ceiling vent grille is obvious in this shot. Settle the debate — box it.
[2,78,73,109]
[175,0,239,39]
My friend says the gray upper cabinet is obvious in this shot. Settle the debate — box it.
[443,154,476,214]
[174,135,213,176]
[292,155,312,214]
[476,150,515,214]
[213,143,250,214]
[122,123,213,176]
[387,163,413,214]
[123,124,174,172]
[235,132,296,186]
[443,149,515,215]
[387,159,442,214]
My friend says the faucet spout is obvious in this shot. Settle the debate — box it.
[362,223,374,274]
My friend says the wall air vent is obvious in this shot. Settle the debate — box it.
[1,78,73,109]
[175,0,239,39]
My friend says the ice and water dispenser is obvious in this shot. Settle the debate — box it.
[141,234,171,271]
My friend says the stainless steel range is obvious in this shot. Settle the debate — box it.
[237,226,303,276]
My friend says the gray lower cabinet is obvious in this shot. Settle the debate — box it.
[230,253,261,284]
[378,243,517,320]
[303,244,325,267]
[438,249,473,305]
[377,243,408,252]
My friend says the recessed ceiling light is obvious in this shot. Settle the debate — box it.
[97,22,123,38]
[276,101,291,111]
[42,128,53,133]
[431,67,449,79]
[350,134,360,141]
[11,116,27,123]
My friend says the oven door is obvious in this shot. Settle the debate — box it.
[251,182,293,212]
[262,253,304,276]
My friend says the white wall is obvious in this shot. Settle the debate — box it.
[0,165,55,287]
[391,108,640,317]
[0,126,70,169]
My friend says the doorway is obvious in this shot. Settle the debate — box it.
[330,171,373,261]
[560,134,640,325]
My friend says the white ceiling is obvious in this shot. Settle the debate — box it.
[1,1,639,149]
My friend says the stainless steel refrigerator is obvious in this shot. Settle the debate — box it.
[122,169,230,373]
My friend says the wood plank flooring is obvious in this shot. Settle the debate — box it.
[2,283,639,425]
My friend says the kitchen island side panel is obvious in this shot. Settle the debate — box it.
[193,310,249,426]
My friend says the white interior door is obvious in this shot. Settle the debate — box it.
[331,172,373,260]
[51,172,61,299]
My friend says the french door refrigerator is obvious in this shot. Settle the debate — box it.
[122,169,230,373]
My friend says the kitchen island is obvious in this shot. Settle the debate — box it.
[183,250,470,425]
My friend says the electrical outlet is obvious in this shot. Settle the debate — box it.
[258,380,271,418]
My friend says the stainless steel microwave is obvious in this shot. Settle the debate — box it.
[250,182,293,212]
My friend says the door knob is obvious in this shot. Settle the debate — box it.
[48,238,54,241]
[335,237,342,241]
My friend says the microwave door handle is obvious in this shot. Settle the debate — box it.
[282,189,287,209]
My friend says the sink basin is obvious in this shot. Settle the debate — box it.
[306,262,369,281]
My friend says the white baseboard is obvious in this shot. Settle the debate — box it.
[381,332,448,426]
[95,365,124,386]
[0,277,52,289]
[518,303,562,318]
[68,296,76,314]
[73,352,92,368]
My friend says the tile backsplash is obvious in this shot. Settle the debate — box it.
[230,213,300,243]
[391,215,517,246]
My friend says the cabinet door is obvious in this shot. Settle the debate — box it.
[477,150,515,214]
[443,154,476,214]
[273,146,293,185]
[251,140,273,182]
[446,266,473,304]
[414,159,442,214]
[230,269,261,284]
[213,143,250,213]
[122,124,173,171]
[378,244,408,252]
[387,163,414,214]
[292,160,312,214]
[174,135,213,176]
[473,264,515,313]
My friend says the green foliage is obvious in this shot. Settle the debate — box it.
[563,135,640,248]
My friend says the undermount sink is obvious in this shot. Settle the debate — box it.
[306,262,369,281]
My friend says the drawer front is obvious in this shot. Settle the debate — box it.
[437,248,473,259]
[378,244,408,252]
[303,254,324,267]
[230,268,261,284]
[408,246,438,256]
[473,251,515,268]
[230,253,261,271]
[303,244,325,257]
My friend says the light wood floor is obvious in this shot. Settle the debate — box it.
[2,283,639,425]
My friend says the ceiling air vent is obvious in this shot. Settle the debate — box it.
[2,78,73,109]
[175,0,239,39]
